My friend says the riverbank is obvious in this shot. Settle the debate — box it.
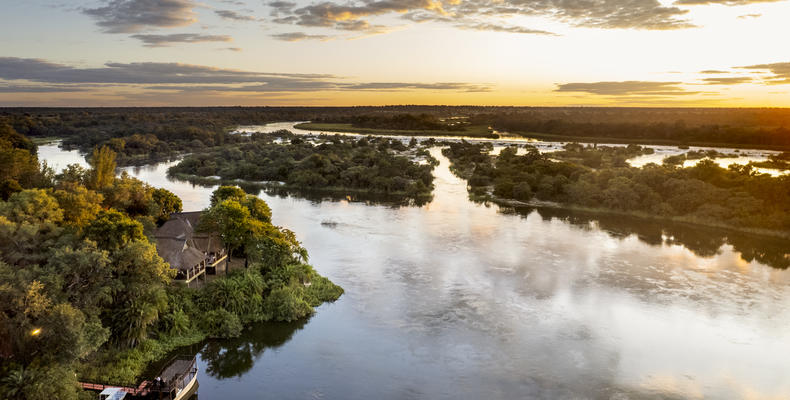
[471,191,790,240]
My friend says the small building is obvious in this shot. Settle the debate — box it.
[155,212,226,285]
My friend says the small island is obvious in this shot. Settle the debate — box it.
[443,141,790,236]
[168,131,438,202]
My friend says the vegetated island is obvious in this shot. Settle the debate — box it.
[0,123,343,398]
[294,113,498,138]
[748,151,790,170]
[443,141,790,237]
[168,131,438,203]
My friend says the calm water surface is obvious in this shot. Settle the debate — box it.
[38,137,790,400]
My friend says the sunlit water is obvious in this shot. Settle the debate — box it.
[38,139,790,400]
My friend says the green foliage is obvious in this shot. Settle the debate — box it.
[303,275,345,307]
[198,270,266,324]
[151,188,182,224]
[83,209,145,249]
[199,198,252,256]
[169,134,436,200]
[444,142,790,233]
[0,189,63,225]
[87,146,116,190]
[52,183,104,228]
[262,286,313,322]
[200,308,243,339]
[210,185,247,207]
[0,141,343,394]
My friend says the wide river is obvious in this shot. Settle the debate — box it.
[38,126,790,400]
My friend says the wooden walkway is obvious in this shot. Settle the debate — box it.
[80,381,151,397]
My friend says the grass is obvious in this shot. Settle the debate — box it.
[294,122,498,138]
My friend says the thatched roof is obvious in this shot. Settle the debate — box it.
[155,212,223,271]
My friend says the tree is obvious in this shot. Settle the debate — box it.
[83,209,145,249]
[88,145,116,190]
[0,189,63,225]
[52,183,104,228]
[244,195,272,223]
[199,199,251,269]
[151,188,182,224]
[210,185,246,207]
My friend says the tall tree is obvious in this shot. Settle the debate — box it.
[88,145,116,190]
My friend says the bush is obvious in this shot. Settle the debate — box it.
[303,275,344,306]
[262,286,313,322]
[200,308,243,339]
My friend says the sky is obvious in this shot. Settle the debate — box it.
[1,0,789,107]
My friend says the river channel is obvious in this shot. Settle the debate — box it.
[38,125,790,400]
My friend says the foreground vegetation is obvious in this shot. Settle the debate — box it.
[169,132,438,202]
[0,123,342,398]
[444,141,790,235]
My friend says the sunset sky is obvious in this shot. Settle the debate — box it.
[1,0,789,106]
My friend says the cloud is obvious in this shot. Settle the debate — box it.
[82,0,197,33]
[0,84,88,93]
[700,70,729,74]
[221,47,243,51]
[267,0,695,36]
[738,62,790,84]
[0,57,333,84]
[701,77,754,85]
[215,10,258,21]
[555,81,696,95]
[131,33,233,47]
[737,13,762,19]
[455,22,558,36]
[271,32,332,41]
[0,57,492,94]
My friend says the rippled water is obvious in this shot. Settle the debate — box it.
[38,137,790,400]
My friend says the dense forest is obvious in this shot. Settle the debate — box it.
[443,141,790,235]
[168,132,437,202]
[4,106,790,166]
[0,123,342,399]
[311,113,468,131]
[470,108,790,149]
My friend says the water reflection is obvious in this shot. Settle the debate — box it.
[502,206,790,269]
[200,319,308,380]
[37,140,790,399]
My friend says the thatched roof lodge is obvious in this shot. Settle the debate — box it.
[155,212,226,284]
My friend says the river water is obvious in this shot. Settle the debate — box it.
[38,129,790,399]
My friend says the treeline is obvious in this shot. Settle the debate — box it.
[443,142,790,234]
[312,113,467,131]
[4,107,790,166]
[0,129,342,398]
[169,133,437,201]
[472,111,790,149]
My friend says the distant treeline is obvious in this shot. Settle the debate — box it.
[3,106,790,165]
[470,108,790,149]
[312,113,467,131]
[443,141,790,235]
